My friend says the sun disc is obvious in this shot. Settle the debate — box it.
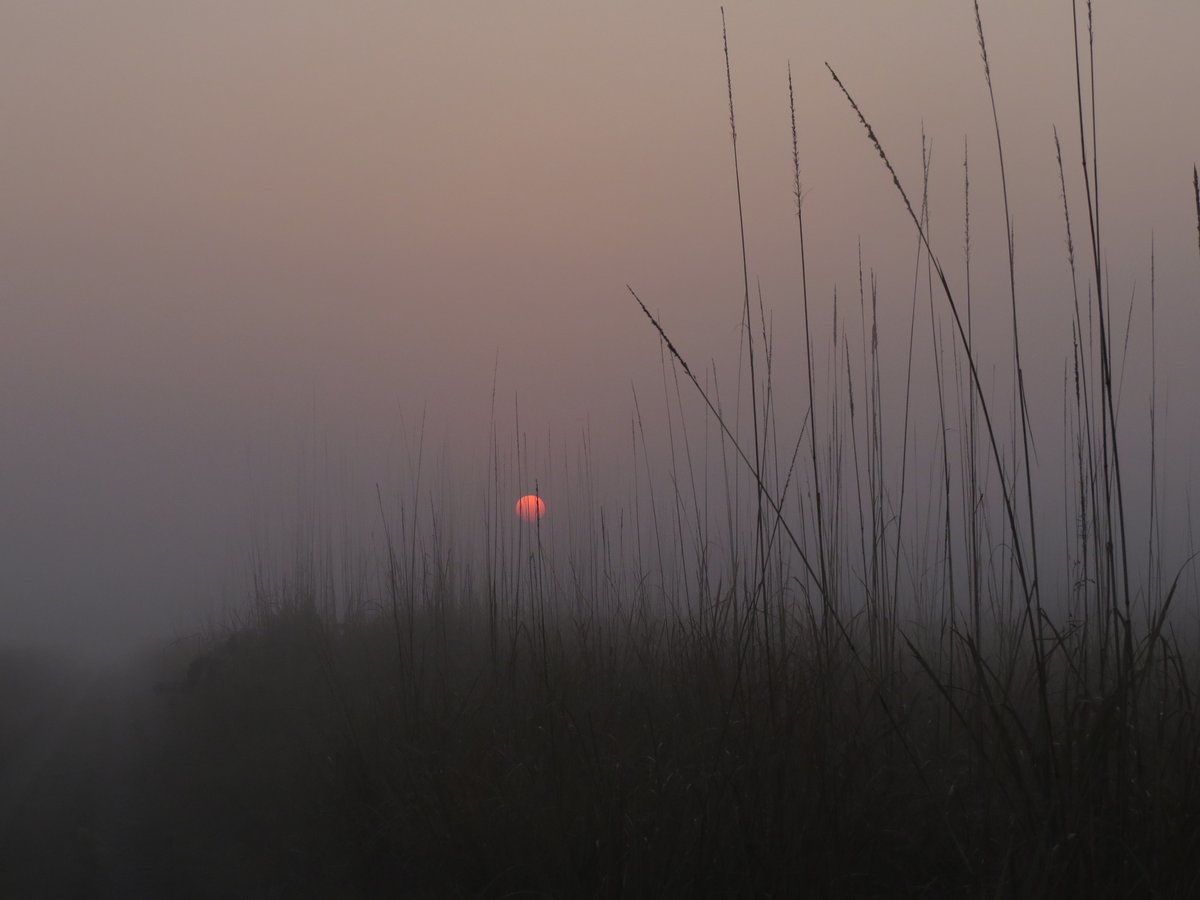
[516,494,546,522]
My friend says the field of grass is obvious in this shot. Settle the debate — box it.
[6,3,1200,897]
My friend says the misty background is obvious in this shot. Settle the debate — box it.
[3,1,1198,659]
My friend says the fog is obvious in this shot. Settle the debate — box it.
[3,2,1199,660]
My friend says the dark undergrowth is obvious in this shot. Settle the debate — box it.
[116,591,1200,898]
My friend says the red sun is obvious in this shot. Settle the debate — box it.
[515,494,546,523]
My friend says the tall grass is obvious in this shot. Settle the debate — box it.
[135,5,1200,897]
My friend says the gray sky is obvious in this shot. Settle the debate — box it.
[3,2,1198,658]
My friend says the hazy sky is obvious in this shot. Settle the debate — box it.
[3,2,1198,658]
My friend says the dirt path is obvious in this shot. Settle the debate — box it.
[0,659,188,898]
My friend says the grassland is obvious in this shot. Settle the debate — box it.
[5,3,1200,896]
